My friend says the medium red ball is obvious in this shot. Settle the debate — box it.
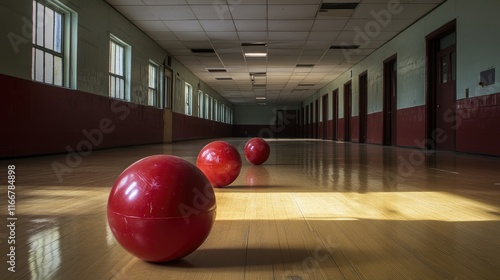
[196,141,242,187]
[244,138,270,165]
[107,155,216,262]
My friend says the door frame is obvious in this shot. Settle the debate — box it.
[425,19,456,150]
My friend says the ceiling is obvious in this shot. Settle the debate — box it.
[105,0,445,105]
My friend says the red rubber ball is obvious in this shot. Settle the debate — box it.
[107,155,216,262]
[196,141,242,187]
[244,138,270,165]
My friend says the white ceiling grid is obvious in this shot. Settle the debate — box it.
[105,0,445,105]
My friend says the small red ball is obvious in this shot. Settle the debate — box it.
[196,141,242,187]
[244,138,270,165]
[107,155,216,262]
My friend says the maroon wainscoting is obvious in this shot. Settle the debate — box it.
[456,93,500,156]
[1,74,164,158]
[172,112,232,142]
[234,125,269,138]
[327,120,334,140]
[337,118,345,141]
[350,116,360,143]
[397,105,426,148]
[366,112,383,144]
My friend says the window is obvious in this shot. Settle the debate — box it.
[198,91,204,117]
[32,0,76,88]
[204,93,210,119]
[185,82,193,115]
[148,62,159,107]
[109,35,131,100]
[214,99,219,121]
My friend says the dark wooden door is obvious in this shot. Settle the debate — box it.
[383,57,397,146]
[332,89,338,140]
[344,82,352,142]
[435,46,456,151]
[322,94,328,139]
[359,72,368,143]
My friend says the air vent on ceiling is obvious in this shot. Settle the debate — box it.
[298,83,316,87]
[317,2,359,18]
[330,45,360,49]
[241,42,267,47]
[215,77,233,81]
[207,68,227,72]
[190,48,216,56]
[296,64,315,68]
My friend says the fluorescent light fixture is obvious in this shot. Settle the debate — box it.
[256,97,266,100]
[244,53,267,58]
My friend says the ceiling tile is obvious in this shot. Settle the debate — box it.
[113,6,159,21]
[143,0,187,4]
[199,20,236,32]
[229,5,267,19]
[149,6,196,20]
[234,20,268,31]
[173,31,209,41]
[268,20,314,31]
[268,32,309,41]
[268,5,319,20]
[132,20,169,31]
[311,19,349,31]
[163,20,203,31]
[206,32,239,40]
[190,5,232,20]
[237,32,268,41]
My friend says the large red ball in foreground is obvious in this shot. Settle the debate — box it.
[196,141,242,187]
[107,155,216,262]
[244,138,270,165]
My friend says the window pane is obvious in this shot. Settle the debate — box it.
[149,64,156,88]
[110,76,116,98]
[118,44,123,76]
[54,12,62,53]
[119,78,125,99]
[35,49,44,82]
[54,56,63,86]
[36,3,44,47]
[44,52,54,84]
[32,1,37,44]
[32,48,35,79]
[44,7,54,50]
[110,42,115,74]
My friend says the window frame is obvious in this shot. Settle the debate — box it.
[109,34,131,101]
[148,61,160,107]
[184,82,193,116]
[32,0,77,88]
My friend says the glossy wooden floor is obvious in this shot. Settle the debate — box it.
[2,138,500,280]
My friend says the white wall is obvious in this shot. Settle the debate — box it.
[303,0,500,122]
[234,104,299,125]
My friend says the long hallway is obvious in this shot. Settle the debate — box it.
[2,139,500,279]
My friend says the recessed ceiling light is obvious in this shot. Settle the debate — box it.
[256,97,266,100]
[244,53,267,58]
[296,64,315,68]
[215,77,233,80]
